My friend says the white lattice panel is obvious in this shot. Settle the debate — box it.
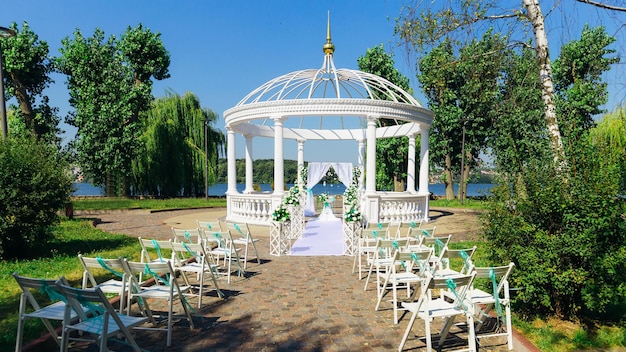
[270,221,291,256]
[343,221,360,256]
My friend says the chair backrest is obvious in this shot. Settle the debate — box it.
[395,248,432,273]
[123,259,179,289]
[138,237,173,263]
[197,220,222,233]
[439,246,477,275]
[426,272,476,306]
[170,241,215,268]
[78,255,126,289]
[375,238,410,259]
[170,227,201,244]
[419,226,437,239]
[473,262,515,298]
[394,221,422,239]
[55,278,114,322]
[422,234,451,257]
[13,273,70,309]
[225,222,250,240]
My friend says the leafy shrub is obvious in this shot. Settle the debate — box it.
[0,137,73,259]
[482,144,626,320]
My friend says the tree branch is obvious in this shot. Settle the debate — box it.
[576,0,626,12]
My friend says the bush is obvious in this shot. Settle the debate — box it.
[0,137,73,259]
[482,144,626,321]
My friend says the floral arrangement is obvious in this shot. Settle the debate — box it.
[272,203,290,222]
[317,193,329,203]
[298,165,308,187]
[344,206,362,222]
[343,186,359,206]
[284,186,300,206]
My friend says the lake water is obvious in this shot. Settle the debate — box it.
[72,182,494,197]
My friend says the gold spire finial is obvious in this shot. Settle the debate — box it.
[323,11,335,55]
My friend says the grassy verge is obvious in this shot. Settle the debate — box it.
[71,197,227,211]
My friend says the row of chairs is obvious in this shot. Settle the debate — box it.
[13,256,192,351]
[14,219,263,351]
[352,221,515,352]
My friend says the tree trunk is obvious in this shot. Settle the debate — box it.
[393,175,406,192]
[522,0,565,162]
[444,154,455,200]
[9,74,36,136]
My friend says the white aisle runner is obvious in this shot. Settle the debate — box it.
[290,218,345,256]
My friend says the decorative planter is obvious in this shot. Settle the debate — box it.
[270,221,291,256]
[288,204,304,240]
[343,221,361,256]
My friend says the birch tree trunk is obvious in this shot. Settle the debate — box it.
[522,0,565,161]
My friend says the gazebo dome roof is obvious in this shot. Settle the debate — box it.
[235,55,421,107]
[224,15,433,141]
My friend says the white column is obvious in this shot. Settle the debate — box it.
[244,135,254,193]
[407,132,417,193]
[273,116,285,195]
[357,139,365,190]
[226,127,237,194]
[419,126,430,194]
[365,115,378,195]
[297,139,305,183]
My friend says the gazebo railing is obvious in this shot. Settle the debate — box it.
[374,193,428,224]
[227,193,273,225]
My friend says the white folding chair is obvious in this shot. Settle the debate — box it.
[352,226,388,280]
[122,259,195,347]
[375,248,432,324]
[470,263,515,350]
[363,238,409,292]
[225,222,261,269]
[170,241,224,307]
[398,271,477,352]
[78,255,128,313]
[197,220,223,251]
[12,273,78,351]
[56,278,148,352]
[204,229,245,283]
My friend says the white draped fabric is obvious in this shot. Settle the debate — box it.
[304,162,353,216]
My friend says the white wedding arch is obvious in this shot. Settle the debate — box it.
[224,16,434,225]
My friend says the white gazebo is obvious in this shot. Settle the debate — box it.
[224,16,434,226]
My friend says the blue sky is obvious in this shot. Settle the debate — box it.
[2,1,626,164]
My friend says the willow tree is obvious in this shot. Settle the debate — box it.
[56,24,169,196]
[133,91,224,197]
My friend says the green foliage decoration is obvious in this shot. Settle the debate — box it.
[0,137,72,259]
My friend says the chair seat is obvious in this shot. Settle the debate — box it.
[380,271,422,284]
[134,285,191,299]
[95,279,127,293]
[23,301,69,320]
[71,314,148,335]
[403,298,466,319]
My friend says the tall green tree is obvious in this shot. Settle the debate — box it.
[133,91,224,197]
[56,24,169,196]
[553,25,618,146]
[490,44,547,181]
[357,44,412,191]
[2,22,61,144]
[418,32,506,199]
